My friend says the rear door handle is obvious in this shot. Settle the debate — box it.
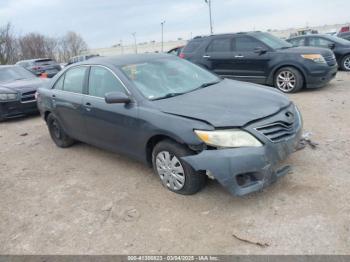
[234,55,244,58]
[85,102,92,111]
[203,55,211,58]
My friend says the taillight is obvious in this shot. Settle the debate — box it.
[179,53,185,59]
[40,73,48,78]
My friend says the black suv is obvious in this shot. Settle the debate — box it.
[181,32,338,93]
[287,34,350,71]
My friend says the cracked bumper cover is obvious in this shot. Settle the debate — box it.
[182,128,302,196]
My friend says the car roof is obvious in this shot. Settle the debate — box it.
[192,31,264,40]
[78,53,174,67]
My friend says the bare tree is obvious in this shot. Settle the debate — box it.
[18,33,58,60]
[58,31,88,62]
[0,22,88,63]
[0,23,18,64]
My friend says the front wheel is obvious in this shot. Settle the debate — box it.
[47,114,75,148]
[152,140,207,195]
[340,55,350,71]
[274,67,304,93]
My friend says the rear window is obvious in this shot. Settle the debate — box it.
[34,59,55,65]
[182,39,203,53]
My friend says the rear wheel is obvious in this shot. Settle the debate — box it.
[340,55,350,71]
[274,67,303,93]
[46,114,75,148]
[152,139,207,195]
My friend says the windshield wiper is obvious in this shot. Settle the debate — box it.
[151,80,222,101]
[195,79,222,90]
[151,92,185,101]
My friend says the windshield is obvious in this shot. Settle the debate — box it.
[325,35,350,45]
[253,32,292,49]
[0,66,36,83]
[120,57,221,100]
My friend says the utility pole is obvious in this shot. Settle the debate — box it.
[161,20,166,52]
[205,0,213,35]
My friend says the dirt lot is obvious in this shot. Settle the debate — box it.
[0,72,350,255]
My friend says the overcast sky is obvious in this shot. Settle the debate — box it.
[0,0,349,48]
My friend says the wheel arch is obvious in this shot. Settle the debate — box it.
[145,134,187,167]
[268,64,307,87]
[44,111,52,122]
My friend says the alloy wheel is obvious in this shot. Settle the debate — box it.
[344,57,350,70]
[155,151,185,191]
[276,70,296,92]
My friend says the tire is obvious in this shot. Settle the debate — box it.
[46,114,75,148]
[340,55,350,71]
[152,139,207,195]
[274,67,304,93]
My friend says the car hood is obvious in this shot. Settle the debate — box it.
[152,79,291,127]
[0,77,49,93]
[278,46,334,56]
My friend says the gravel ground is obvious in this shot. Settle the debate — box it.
[0,72,349,255]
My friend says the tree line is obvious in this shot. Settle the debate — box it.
[0,23,88,65]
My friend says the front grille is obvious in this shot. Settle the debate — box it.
[324,54,337,66]
[21,90,36,103]
[255,121,296,143]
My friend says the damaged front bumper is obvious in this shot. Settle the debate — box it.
[182,104,303,196]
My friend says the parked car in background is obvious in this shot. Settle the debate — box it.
[287,34,350,71]
[338,32,350,41]
[16,58,61,78]
[67,54,100,66]
[0,65,48,121]
[180,31,338,93]
[167,46,184,56]
[339,25,350,33]
[37,54,303,196]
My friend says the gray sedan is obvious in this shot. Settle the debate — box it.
[36,54,302,196]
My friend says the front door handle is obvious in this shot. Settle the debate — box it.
[234,55,244,58]
[203,55,211,58]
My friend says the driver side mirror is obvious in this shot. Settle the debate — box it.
[105,92,131,104]
[328,43,336,49]
[254,47,268,54]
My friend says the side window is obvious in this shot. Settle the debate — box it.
[53,75,64,90]
[289,38,306,46]
[309,37,333,48]
[63,66,87,94]
[207,38,232,52]
[88,66,125,98]
[183,40,202,53]
[234,36,264,52]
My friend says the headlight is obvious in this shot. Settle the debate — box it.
[0,93,18,101]
[301,54,326,64]
[194,129,262,148]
